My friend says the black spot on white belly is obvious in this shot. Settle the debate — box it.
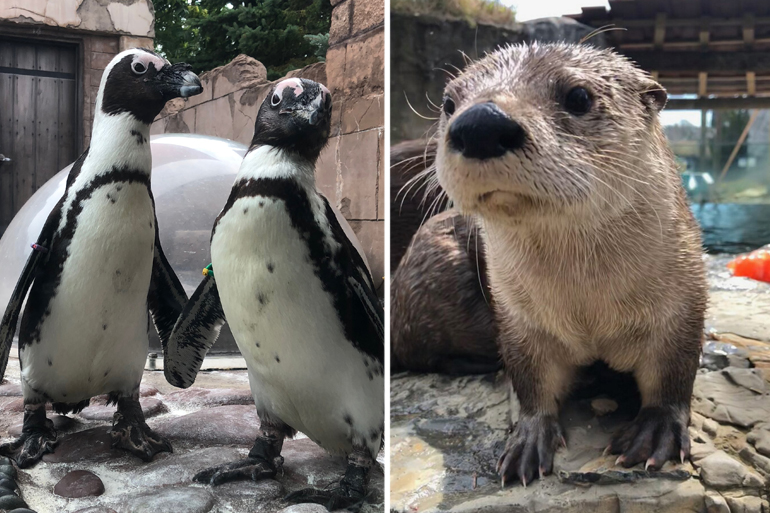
[259,201,264,207]
[117,185,123,191]
[104,370,110,377]
[344,414,353,426]
[47,359,52,366]
[274,355,280,363]
[243,207,248,214]
[130,130,146,145]
[257,293,269,306]
[370,430,379,442]
[367,371,374,381]
[266,262,274,273]
[255,341,260,348]
[103,324,107,330]
[107,193,116,204]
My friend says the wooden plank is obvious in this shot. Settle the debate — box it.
[744,13,756,48]
[747,71,757,95]
[698,72,708,96]
[35,45,59,189]
[700,17,710,48]
[58,46,77,168]
[666,96,770,109]
[0,41,14,233]
[13,43,37,211]
[623,50,770,73]
[654,12,667,49]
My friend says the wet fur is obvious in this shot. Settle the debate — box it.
[433,43,707,481]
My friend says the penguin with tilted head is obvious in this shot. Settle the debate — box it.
[0,48,204,467]
[167,78,384,511]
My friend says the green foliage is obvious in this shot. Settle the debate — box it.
[304,33,329,62]
[153,0,332,75]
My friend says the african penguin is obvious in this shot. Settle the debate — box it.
[0,48,203,468]
[168,78,384,510]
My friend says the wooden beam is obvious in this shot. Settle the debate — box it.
[620,37,770,50]
[654,13,666,49]
[623,51,770,73]
[699,17,710,49]
[698,72,708,97]
[666,97,770,110]
[744,13,755,49]
[747,71,757,95]
[582,16,770,28]
[652,70,659,82]
[718,109,759,183]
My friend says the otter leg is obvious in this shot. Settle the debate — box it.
[497,328,576,487]
[193,412,294,486]
[285,445,374,512]
[111,393,172,461]
[0,403,57,468]
[607,326,701,469]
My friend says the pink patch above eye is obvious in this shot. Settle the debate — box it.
[274,78,304,99]
[319,83,330,102]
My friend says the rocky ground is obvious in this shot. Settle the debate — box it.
[391,254,770,512]
[0,360,384,513]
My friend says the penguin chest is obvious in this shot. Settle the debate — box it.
[22,182,156,401]
[211,195,383,454]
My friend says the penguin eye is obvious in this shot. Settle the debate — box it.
[271,92,281,107]
[565,86,592,116]
[131,61,147,75]
[443,96,456,117]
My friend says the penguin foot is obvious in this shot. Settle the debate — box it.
[193,456,278,486]
[285,462,370,512]
[0,407,57,468]
[110,398,172,461]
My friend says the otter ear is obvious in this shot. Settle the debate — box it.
[641,80,667,112]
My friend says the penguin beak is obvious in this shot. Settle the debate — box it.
[153,62,203,100]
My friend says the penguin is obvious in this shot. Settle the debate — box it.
[168,78,384,510]
[0,48,205,468]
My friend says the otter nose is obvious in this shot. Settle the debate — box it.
[448,102,526,160]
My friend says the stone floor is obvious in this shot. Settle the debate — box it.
[0,359,384,513]
[391,254,770,513]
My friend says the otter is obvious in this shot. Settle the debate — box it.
[432,43,707,486]
[391,209,499,374]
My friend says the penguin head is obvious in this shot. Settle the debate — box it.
[250,78,332,163]
[98,48,203,125]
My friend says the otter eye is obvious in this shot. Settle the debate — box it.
[565,87,592,116]
[131,61,147,75]
[271,92,281,107]
[443,96,456,117]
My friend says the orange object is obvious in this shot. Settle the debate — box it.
[727,248,770,283]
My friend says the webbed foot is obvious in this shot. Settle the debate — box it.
[0,405,57,468]
[110,395,172,461]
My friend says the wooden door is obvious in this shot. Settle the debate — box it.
[0,39,78,235]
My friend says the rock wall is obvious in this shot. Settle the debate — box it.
[0,0,154,38]
[390,14,606,143]
[151,0,385,291]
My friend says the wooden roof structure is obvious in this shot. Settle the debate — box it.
[568,0,770,109]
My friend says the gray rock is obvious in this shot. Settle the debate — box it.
[213,479,284,510]
[696,450,764,489]
[0,383,21,396]
[692,371,770,428]
[0,486,17,497]
[0,476,16,490]
[280,505,329,513]
[702,418,719,437]
[747,424,770,457]
[721,368,767,394]
[164,387,254,408]
[0,495,27,510]
[128,446,245,488]
[117,486,214,513]
[42,427,125,463]
[71,508,118,513]
[0,464,17,479]
[589,398,617,417]
[153,405,258,445]
[79,397,166,421]
[54,469,105,498]
[8,508,37,513]
[738,445,770,474]
[704,492,730,513]
[140,384,160,397]
[725,495,765,513]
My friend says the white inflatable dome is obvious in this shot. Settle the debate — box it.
[0,133,367,354]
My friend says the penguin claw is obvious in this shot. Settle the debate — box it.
[193,457,276,486]
[110,416,172,461]
[0,430,58,469]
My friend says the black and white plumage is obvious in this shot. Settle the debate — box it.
[0,48,202,467]
[172,78,384,509]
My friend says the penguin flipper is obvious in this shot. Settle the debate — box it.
[321,197,384,363]
[147,216,189,348]
[164,275,226,388]
[0,250,43,381]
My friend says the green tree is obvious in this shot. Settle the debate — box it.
[153,0,332,78]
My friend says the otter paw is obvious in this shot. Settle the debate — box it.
[496,413,565,487]
[607,406,690,470]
